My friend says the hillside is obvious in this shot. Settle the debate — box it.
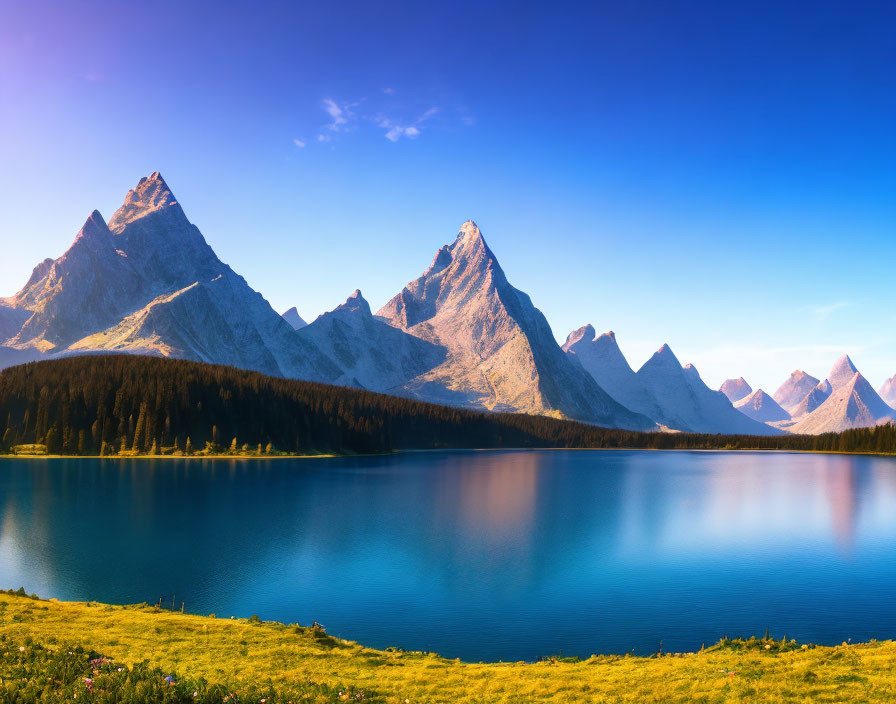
[1,356,895,457]
[2,591,896,703]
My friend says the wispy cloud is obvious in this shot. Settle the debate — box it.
[377,107,439,142]
[299,95,462,148]
[322,98,353,132]
[801,301,853,321]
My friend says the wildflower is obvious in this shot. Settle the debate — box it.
[764,644,771,650]
[83,677,94,692]
[165,674,176,685]
[18,646,24,652]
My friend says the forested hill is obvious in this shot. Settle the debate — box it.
[0,355,894,457]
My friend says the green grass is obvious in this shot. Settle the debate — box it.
[0,591,891,703]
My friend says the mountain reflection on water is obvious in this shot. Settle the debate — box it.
[1,450,895,661]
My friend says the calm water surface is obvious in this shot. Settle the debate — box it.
[1,450,895,661]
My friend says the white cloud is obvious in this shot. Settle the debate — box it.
[293,138,306,148]
[418,107,438,122]
[322,98,350,131]
[383,87,395,95]
[378,107,437,142]
[317,134,331,143]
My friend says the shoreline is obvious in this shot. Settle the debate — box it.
[1,591,893,703]
[2,446,895,460]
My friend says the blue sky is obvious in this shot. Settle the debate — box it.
[0,0,893,392]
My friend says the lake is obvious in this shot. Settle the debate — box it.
[1,450,895,661]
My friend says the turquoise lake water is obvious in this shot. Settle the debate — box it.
[1,450,895,661]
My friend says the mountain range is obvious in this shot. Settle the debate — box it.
[1,172,892,437]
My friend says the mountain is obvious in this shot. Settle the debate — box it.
[789,379,833,418]
[720,377,752,402]
[561,326,662,418]
[376,222,654,430]
[772,370,821,411]
[2,173,340,382]
[790,372,896,434]
[281,307,307,330]
[297,289,446,391]
[880,375,896,409]
[734,389,791,423]
[633,345,778,435]
[0,303,30,344]
[828,354,861,390]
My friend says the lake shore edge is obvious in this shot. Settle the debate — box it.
[1,590,893,703]
[2,446,895,460]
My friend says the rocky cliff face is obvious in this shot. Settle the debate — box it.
[3,173,340,382]
[298,289,446,391]
[378,222,655,429]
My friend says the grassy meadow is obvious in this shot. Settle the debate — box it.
[0,591,890,703]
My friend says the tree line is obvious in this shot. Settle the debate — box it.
[0,355,894,456]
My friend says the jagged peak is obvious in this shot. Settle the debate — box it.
[598,330,617,342]
[563,324,596,350]
[458,220,482,240]
[683,363,701,381]
[108,171,180,233]
[24,257,55,289]
[335,289,371,316]
[72,210,111,245]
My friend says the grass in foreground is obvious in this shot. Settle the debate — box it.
[0,592,891,703]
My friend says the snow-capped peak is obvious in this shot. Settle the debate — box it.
[107,172,180,233]
[828,354,860,390]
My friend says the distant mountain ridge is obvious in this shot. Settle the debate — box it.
[0,172,888,437]
[562,328,777,435]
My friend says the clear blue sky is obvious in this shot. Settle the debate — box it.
[1,0,894,392]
